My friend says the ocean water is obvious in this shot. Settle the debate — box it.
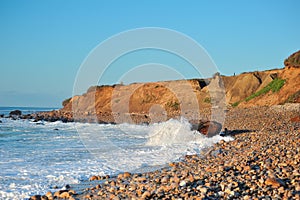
[0,107,58,116]
[0,107,233,199]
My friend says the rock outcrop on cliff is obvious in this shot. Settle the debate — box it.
[284,50,300,68]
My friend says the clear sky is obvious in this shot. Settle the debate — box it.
[0,0,299,107]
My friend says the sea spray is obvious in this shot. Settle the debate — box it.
[0,115,233,199]
[145,117,233,160]
[146,117,197,146]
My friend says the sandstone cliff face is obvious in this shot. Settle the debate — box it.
[61,68,299,118]
[60,52,300,122]
[61,80,208,123]
[223,69,290,107]
[223,73,263,103]
[243,67,300,106]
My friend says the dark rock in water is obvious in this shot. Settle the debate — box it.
[0,114,4,118]
[46,116,59,122]
[54,128,59,131]
[67,118,74,123]
[61,117,68,123]
[48,117,56,122]
[97,119,110,124]
[191,120,222,137]
[21,114,32,120]
[9,110,22,116]
[0,120,2,123]
[34,116,44,122]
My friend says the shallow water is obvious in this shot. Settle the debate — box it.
[0,108,233,199]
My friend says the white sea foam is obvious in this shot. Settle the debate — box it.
[0,117,233,199]
[146,118,197,145]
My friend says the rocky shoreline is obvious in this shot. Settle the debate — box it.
[6,107,223,137]
[27,104,300,200]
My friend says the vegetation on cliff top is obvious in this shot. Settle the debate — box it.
[232,78,285,107]
[284,50,300,67]
[62,97,72,107]
[245,78,285,102]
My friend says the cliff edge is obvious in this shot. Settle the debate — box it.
[55,51,300,123]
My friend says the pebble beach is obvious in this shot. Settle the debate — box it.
[30,104,300,200]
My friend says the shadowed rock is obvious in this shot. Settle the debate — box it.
[9,110,22,116]
[191,120,222,137]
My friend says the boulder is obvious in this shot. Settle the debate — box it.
[34,115,44,122]
[9,110,22,116]
[191,120,222,137]
[61,117,68,123]
[21,114,32,119]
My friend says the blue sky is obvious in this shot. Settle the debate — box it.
[0,0,299,107]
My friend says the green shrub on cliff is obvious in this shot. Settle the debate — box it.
[204,97,211,104]
[245,78,285,102]
[231,101,240,107]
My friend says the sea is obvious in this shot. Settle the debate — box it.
[0,107,232,199]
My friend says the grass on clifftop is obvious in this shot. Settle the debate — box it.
[245,78,285,102]
[232,78,285,107]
